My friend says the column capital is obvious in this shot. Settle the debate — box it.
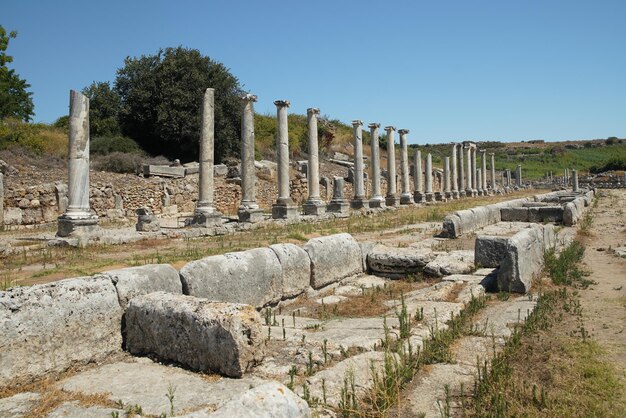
[384,125,396,132]
[352,120,363,127]
[274,100,290,108]
[242,93,257,102]
[368,122,380,129]
[489,152,495,156]
[398,129,410,134]
[480,149,487,154]
[307,107,320,115]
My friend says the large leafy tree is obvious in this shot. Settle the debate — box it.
[0,26,34,122]
[82,81,121,137]
[114,46,243,162]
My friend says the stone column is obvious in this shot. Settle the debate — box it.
[465,145,473,196]
[303,107,325,215]
[564,168,569,186]
[385,126,399,207]
[368,123,384,208]
[444,156,452,199]
[572,169,579,192]
[272,100,299,220]
[413,150,424,203]
[458,144,466,197]
[506,169,511,188]
[350,120,368,209]
[0,172,4,229]
[471,147,478,195]
[451,143,459,199]
[516,164,522,187]
[490,153,496,191]
[476,169,482,196]
[327,176,350,215]
[193,88,222,226]
[424,153,434,201]
[398,129,412,204]
[57,90,98,237]
[238,94,263,222]
[481,149,488,193]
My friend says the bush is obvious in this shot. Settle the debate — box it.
[589,157,626,173]
[0,118,67,157]
[93,152,143,173]
[91,136,142,155]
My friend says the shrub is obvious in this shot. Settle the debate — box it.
[93,152,144,173]
[91,136,142,155]
[0,118,67,157]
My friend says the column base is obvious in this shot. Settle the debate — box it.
[238,207,264,223]
[413,191,425,203]
[191,210,222,227]
[400,193,413,205]
[452,191,460,199]
[350,198,369,210]
[57,214,99,237]
[385,196,400,207]
[424,192,435,202]
[369,197,386,209]
[302,200,326,216]
[434,192,446,202]
[327,200,350,215]
[459,190,467,198]
[272,204,300,220]
[445,191,454,200]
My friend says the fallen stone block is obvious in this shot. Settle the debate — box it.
[423,250,474,277]
[303,233,363,289]
[367,245,435,277]
[125,292,264,378]
[206,381,311,418]
[0,277,123,387]
[269,243,311,299]
[500,207,529,222]
[529,206,563,223]
[142,164,186,178]
[498,226,545,293]
[180,247,282,307]
[97,264,182,310]
[474,236,510,268]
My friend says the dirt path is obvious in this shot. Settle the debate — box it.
[579,189,626,391]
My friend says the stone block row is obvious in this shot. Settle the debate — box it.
[0,233,364,387]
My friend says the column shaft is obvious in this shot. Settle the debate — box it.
[197,88,217,213]
[399,130,411,204]
[369,123,383,203]
[239,94,258,210]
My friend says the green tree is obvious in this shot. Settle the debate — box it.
[82,81,121,137]
[115,46,243,162]
[0,26,34,122]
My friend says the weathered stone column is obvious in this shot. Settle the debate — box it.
[398,129,412,204]
[481,149,488,193]
[0,172,4,229]
[424,153,434,202]
[451,143,459,199]
[385,126,399,207]
[506,169,512,188]
[476,169,482,196]
[458,144,466,197]
[516,164,522,187]
[490,153,496,190]
[572,169,579,192]
[471,147,478,195]
[564,168,569,186]
[413,150,424,203]
[57,90,99,237]
[238,94,263,222]
[303,108,325,215]
[465,145,473,196]
[350,120,368,209]
[327,176,350,215]
[193,88,222,227]
[272,100,299,220]
[368,123,384,208]
[444,156,452,199]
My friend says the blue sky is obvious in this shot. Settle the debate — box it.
[3,0,625,144]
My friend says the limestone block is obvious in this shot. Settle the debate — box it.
[441,213,462,238]
[0,277,123,387]
[474,236,510,268]
[214,164,228,177]
[367,245,435,276]
[180,247,282,307]
[97,264,182,310]
[269,243,311,299]
[206,381,311,418]
[498,226,545,293]
[125,292,264,378]
[303,233,363,289]
[424,250,475,277]
[529,206,563,223]
[359,242,376,272]
[3,207,21,225]
[143,165,186,178]
[500,207,529,222]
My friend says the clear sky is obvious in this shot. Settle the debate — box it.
[3,0,625,144]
